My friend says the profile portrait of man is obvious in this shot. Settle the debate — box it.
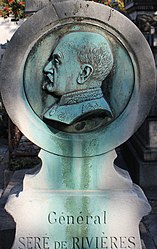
[42,31,114,132]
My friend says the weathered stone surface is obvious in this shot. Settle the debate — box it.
[25,0,71,13]
[7,189,149,249]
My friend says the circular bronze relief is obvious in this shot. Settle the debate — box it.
[24,23,134,133]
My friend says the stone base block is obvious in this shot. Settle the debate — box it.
[5,185,150,249]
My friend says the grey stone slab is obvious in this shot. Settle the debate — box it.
[25,0,70,13]
[25,0,51,12]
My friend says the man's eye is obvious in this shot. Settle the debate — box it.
[54,57,60,65]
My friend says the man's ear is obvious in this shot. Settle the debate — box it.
[77,64,93,84]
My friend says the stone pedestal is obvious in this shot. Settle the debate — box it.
[5,150,151,249]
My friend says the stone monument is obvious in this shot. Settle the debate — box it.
[0,1,156,248]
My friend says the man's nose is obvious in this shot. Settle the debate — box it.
[44,61,54,74]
